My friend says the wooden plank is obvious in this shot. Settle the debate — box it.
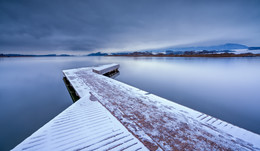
[92,63,119,75]
[62,64,260,151]
[12,95,148,151]
[13,64,260,151]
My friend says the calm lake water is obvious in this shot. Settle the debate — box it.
[1,56,260,150]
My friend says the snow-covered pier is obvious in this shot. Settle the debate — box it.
[13,64,260,151]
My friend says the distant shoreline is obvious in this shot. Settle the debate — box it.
[108,53,260,57]
[0,54,72,58]
[1,53,260,58]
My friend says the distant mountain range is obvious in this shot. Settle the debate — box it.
[87,52,108,56]
[104,43,259,56]
[1,43,259,57]
[248,47,260,50]
[87,43,251,56]
[150,43,248,53]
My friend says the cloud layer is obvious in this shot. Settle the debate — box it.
[0,0,260,54]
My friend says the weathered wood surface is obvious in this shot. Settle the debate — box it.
[92,63,119,75]
[12,94,148,151]
[13,64,260,151]
[63,64,260,151]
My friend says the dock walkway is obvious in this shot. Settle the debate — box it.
[13,64,260,151]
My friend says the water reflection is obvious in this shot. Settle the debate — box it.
[1,56,260,150]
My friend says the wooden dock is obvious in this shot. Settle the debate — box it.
[13,64,260,151]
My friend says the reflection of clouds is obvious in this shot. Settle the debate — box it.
[1,56,260,148]
[112,57,260,134]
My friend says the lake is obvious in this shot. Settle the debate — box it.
[1,56,260,150]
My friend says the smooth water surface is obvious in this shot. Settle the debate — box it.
[1,56,260,150]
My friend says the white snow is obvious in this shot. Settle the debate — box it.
[12,93,148,151]
[13,64,260,151]
[62,64,260,150]
[92,63,119,75]
[233,49,260,54]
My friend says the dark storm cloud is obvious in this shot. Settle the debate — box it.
[0,0,260,53]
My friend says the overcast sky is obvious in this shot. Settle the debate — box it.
[0,0,260,54]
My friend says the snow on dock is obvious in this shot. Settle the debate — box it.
[92,63,119,75]
[12,94,148,151]
[13,64,260,151]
